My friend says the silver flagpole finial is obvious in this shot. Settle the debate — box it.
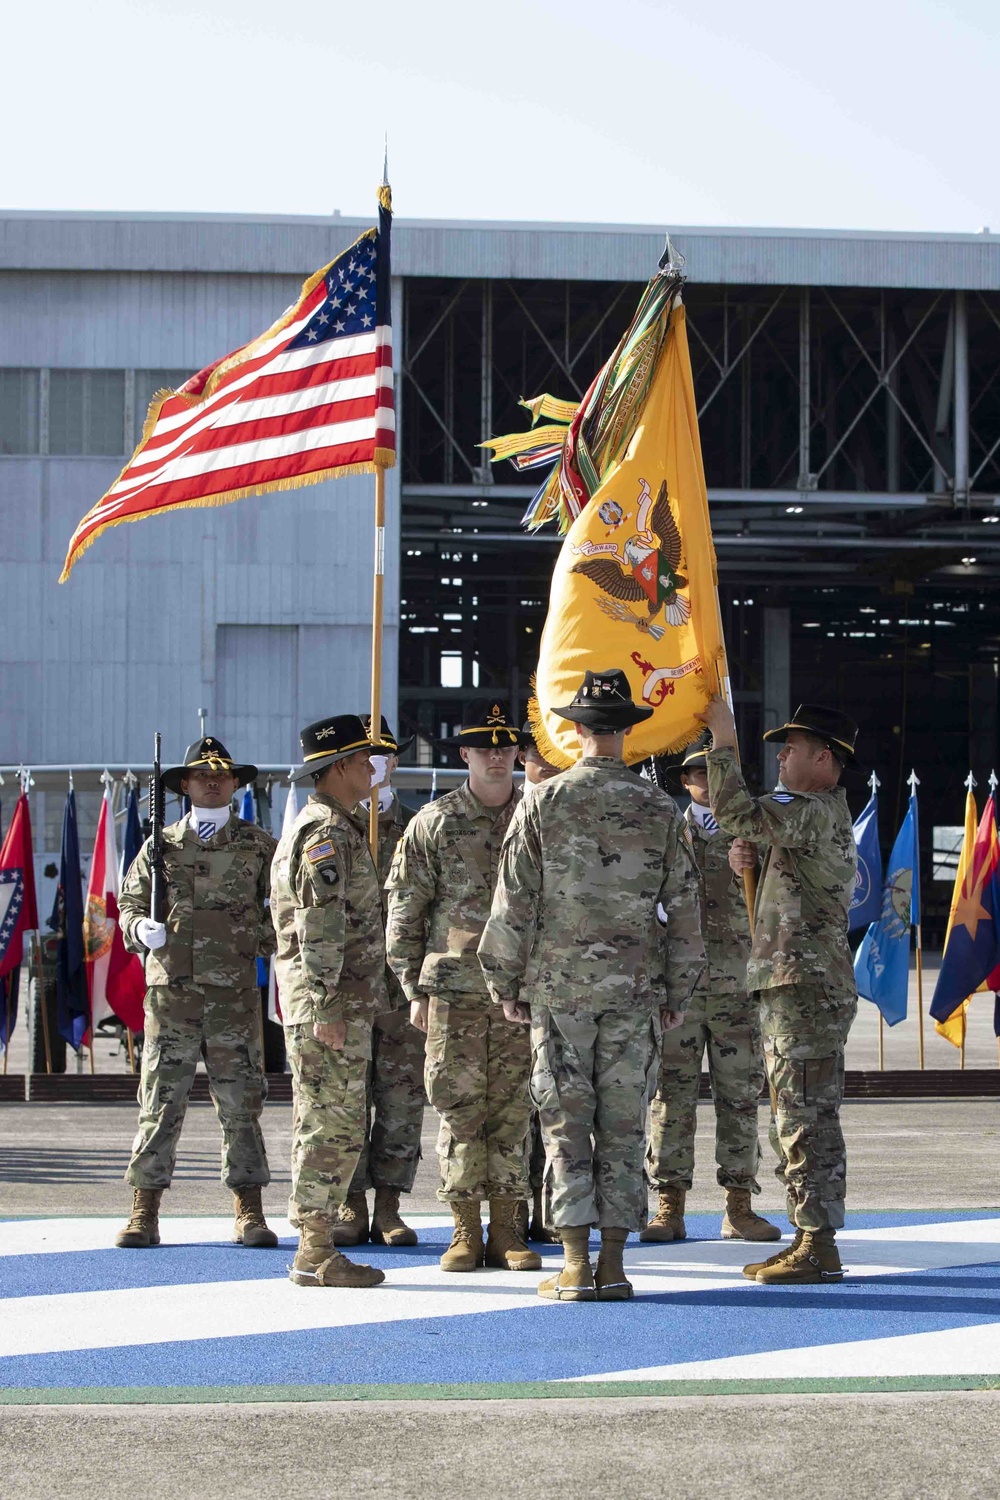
[966,770,977,790]
[869,770,881,793]
[990,770,999,793]
[907,770,920,792]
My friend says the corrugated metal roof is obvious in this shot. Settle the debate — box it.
[3,211,1000,289]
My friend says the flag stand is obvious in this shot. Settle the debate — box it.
[368,464,387,860]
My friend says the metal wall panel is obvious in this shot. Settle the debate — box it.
[5,211,1000,290]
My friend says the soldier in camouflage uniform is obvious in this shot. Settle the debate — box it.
[116,736,278,1251]
[701,697,860,1285]
[643,734,779,1245]
[480,670,705,1303]
[332,715,426,1250]
[271,713,388,1289]
[518,720,561,1245]
[386,699,540,1275]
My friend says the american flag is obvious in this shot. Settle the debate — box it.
[60,191,394,582]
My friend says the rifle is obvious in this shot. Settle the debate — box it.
[149,731,166,923]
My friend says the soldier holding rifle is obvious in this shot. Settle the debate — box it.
[116,736,278,1250]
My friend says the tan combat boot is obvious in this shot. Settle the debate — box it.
[639,1186,686,1242]
[440,1200,485,1272]
[595,1227,633,1301]
[371,1188,418,1247]
[486,1196,543,1271]
[233,1185,279,1248]
[743,1228,803,1281]
[537,1225,596,1301]
[528,1186,561,1245]
[115,1188,163,1249]
[722,1188,782,1243]
[331,1192,370,1246]
[753,1228,843,1285]
[289,1211,385,1288]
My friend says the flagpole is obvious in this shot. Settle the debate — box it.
[907,770,925,1071]
[878,1012,884,1071]
[369,461,386,860]
[2,979,9,1075]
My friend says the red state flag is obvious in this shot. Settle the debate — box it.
[0,793,39,980]
[84,787,145,1033]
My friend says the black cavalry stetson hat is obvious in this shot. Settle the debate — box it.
[762,703,862,771]
[161,736,258,795]
[360,713,414,757]
[551,668,653,730]
[445,698,521,749]
[290,714,383,783]
[664,731,712,790]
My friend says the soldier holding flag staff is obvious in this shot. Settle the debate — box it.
[699,696,860,1285]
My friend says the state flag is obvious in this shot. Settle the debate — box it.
[84,785,146,1034]
[854,791,919,1027]
[849,787,883,933]
[930,791,1000,1033]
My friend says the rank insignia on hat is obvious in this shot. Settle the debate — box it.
[306,840,335,863]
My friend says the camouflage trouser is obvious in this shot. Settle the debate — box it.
[126,983,269,1191]
[647,989,765,1192]
[348,1006,426,1194]
[530,1006,660,1230]
[425,994,531,1202]
[285,1020,372,1215]
[759,983,857,1231]
[527,1111,546,1193]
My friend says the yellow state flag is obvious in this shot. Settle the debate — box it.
[935,787,978,1048]
[529,300,725,769]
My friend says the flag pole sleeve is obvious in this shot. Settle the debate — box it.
[369,465,386,860]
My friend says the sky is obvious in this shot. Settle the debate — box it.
[4,0,998,233]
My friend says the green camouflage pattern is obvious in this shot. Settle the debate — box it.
[270,792,388,1027]
[478,757,705,1016]
[385,781,520,1002]
[686,807,751,993]
[530,1006,660,1229]
[647,989,764,1191]
[706,746,858,994]
[528,1111,546,1192]
[761,982,857,1231]
[424,994,530,1201]
[125,983,269,1190]
[120,815,276,989]
[349,1006,426,1193]
[285,1019,372,1213]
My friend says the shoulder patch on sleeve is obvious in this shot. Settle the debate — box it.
[770,792,796,804]
[306,840,336,863]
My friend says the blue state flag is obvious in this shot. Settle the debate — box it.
[47,790,90,1051]
[854,793,919,1026]
[119,787,143,887]
[849,789,883,933]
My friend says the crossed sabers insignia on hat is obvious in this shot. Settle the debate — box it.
[314,726,338,741]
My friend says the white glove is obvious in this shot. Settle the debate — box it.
[137,919,167,951]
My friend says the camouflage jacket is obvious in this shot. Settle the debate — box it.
[684,805,751,996]
[369,790,413,1012]
[270,792,387,1027]
[386,780,520,1002]
[706,746,857,994]
[478,757,705,1017]
[119,814,276,989]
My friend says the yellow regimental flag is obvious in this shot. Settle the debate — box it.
[530,302,725,769]
[934,788,978,1048]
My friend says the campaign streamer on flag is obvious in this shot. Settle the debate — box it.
[60,189,394,581]
[84,782,146,1034]
[930,789,1000,1032]
[268,780,299,1024]
[854,791,919,1026]
[483,266,725,768]
[0,792,39,1053]
[849,779,883,933]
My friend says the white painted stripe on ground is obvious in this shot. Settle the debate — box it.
[0,1216,455,1258]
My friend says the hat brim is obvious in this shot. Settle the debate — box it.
[442,729,522,749]
[762,723,862,773]
[289,741,383,783]
[551,703,654,729]
[663,755,708,790]
[161,762,258,795]
[382,734,414,757]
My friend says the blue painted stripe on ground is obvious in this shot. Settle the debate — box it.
[3,1258,1000,1390]
[1,1212,997,1301]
